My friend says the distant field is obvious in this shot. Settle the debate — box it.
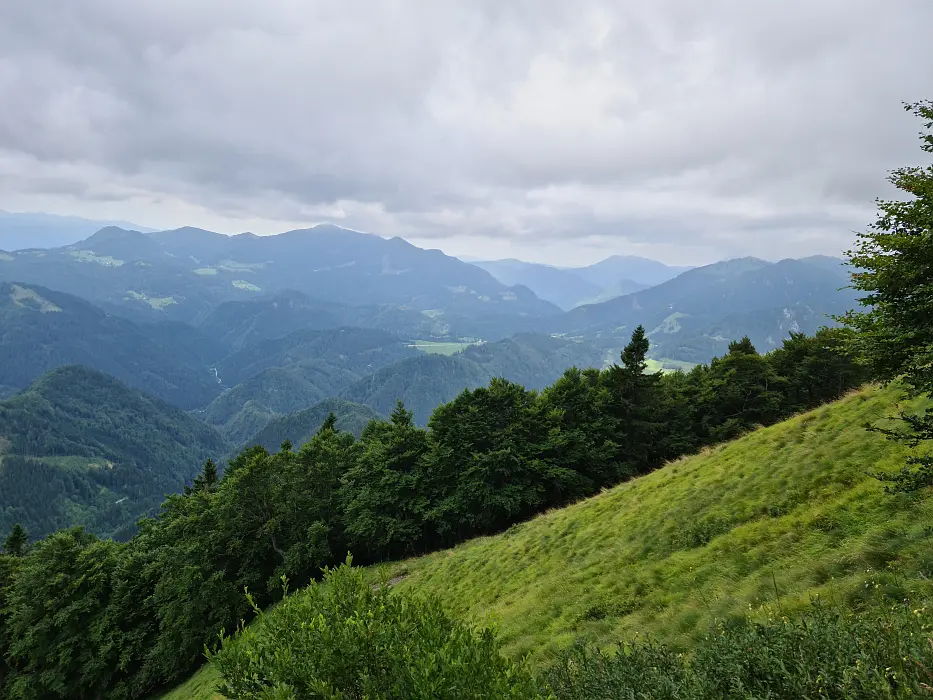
[68,250,125,267]
[125,290,177,310]
[231,280,261,292]
[409,340,474,355]
[645,357,696,373]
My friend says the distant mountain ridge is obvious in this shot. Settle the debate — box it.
[550,255,855,362]
[0,211,154,250]
[0,224,560,325]
[474,255,690,310]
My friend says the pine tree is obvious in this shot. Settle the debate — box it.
[3,524,28,557]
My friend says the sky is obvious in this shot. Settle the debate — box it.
[1,2,932,267]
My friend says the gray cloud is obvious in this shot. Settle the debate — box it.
[1,0,932,265]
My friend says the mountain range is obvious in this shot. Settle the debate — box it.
[0,225,559,328]
[0,219,861,540]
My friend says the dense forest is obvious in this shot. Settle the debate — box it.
[0,323,870,698]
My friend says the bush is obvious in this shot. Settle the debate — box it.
[545,603,933,699]
[211,559,547,700]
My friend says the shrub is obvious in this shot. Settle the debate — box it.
[211,559,547,700]
[545,603,933,699]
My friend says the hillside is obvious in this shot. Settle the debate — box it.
[197,289,487,349]
[158,384,933,700]
[195,290,343,351]
[246,398,382,450]
[341,354,491,425]
[553,257,856,363]
[215,326,418,387]
[376,385,932,661]
[459,333,608,388]
[341,334,607,424]
[0,366,231,540]
[0,281,223,408]
[200,363,361,442]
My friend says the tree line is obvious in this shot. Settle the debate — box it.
[0,325,868,699]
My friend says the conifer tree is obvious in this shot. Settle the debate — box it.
[604,325,663,475]
[3,524,27,557]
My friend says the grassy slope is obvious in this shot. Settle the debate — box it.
[158,385,933,698]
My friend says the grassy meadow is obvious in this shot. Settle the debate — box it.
[409,339,475,355]
[157,384,933,698]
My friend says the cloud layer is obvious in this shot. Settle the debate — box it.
[2,1,932,264]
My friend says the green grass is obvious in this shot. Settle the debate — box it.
[645,358,697,373]
[409,340,474,355]
[125,291,177,310]
[9,284,62,312]
[231,280,261,292]
[68,250,125,266]
[156,384,933,698]
[374,385,933,663]
[156,666,223,700]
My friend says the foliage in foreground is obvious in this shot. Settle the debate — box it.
[545,603,933,699]
[842,100,933,491]
[210,561,546,700]
[210,563,933,700]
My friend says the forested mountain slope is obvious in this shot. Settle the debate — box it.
[0,366,231,539]
[215,326,418,387]
[246,398,382,451]
[0,282,222,408]
[341,333,607,424]
[341,354,492,425]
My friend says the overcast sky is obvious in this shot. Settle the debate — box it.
[1,1,931,266]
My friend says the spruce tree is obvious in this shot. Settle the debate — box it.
[319,412,338,434]
[3,524,27,557]
[604,325,663,476]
